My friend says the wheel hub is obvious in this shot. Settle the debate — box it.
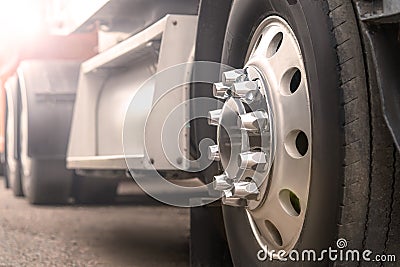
[208,67,275,208]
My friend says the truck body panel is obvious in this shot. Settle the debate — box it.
[50,0,199,35]
[67,15,198,171]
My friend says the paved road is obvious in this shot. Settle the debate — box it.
[0,179,190,267]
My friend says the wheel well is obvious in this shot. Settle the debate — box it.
[354,0,400,151]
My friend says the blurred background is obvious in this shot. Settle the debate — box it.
[0,1,191,266]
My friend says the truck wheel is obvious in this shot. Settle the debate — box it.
[5,89,23,195]
[5,159,23,196]
[19,89,73,205]
[73,176,119,204]
[210,0,400,264]
[21,158,73,204]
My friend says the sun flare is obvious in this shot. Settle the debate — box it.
[0,0,44,42]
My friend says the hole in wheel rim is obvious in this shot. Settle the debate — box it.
[264,220,283,246]
[266,32,283,58]
[279,189,301,216]
[290,69,301,93]
[254,34,263,52]
[280,67,302,95]
[284,130,309,158]
[295,131,308,156]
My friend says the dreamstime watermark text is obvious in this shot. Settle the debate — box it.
[257,238,396,263]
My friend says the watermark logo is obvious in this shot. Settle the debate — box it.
[336,238,348,249]
[256,238,396,263]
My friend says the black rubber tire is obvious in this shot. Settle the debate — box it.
[73,176,119,205]
[21,159,73,205]
[6,159,23,197]
[3,162,10,189]
[191,0,232,188]
[0,158,5,177]
[220,0,399,266]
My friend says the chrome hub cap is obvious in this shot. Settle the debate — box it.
[209,16,312,253]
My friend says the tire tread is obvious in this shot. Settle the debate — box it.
[327,1,399,265]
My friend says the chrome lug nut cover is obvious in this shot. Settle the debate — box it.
[222,69,246,86]
[240,111,268,132]
[238,152,267,170]
[213,82,230,99]
[231,81,259,98]
[207,109,222,126]
[222,196,247,207]
[213,173,232,191]
[208,145,220,161]
[232,182,260,200]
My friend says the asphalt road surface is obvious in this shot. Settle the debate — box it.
[0,179,190,267]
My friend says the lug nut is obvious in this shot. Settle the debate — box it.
[208,109,222,126]
[232,181,260,200]
[222,69,246,86]
[240,111,268,132]
[239,152,267,170]
[214,174,232,191]
[208,145,220,161]
[223,188,233,198]
[222,196,248,207]
[231,81,259,98]
[213,83,230,99]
